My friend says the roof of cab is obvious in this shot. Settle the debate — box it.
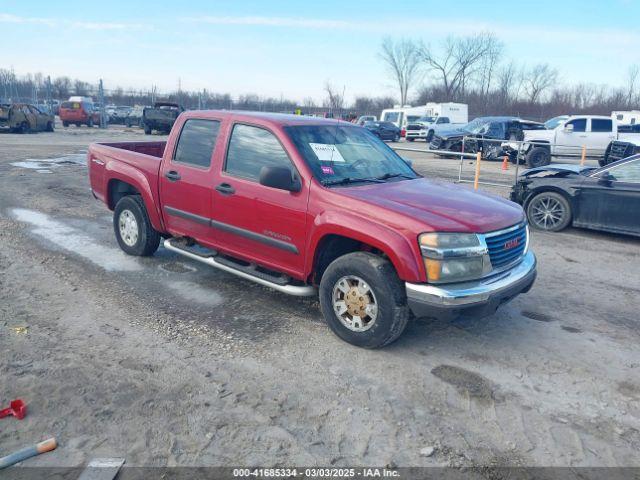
[181,109,348,127]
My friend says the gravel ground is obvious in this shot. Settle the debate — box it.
[0,125,639,469]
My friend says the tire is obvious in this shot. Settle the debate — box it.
[394,133,400,142]
[526,147,551,168]
[46,121,54,132]
[406,137,414,142]
[63,121,69,127]
[75,122,81,127]
[113,195,161,256]
[144,124,152,135]
[426,130,434,142]
[599,144,612,167]
[526,191,572,232]
[319,252,410,349]
[87,117,94,128]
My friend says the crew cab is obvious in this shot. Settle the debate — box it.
[88,111,537,348]
[505,115,640,168]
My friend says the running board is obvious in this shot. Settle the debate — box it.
[163,239,316,297]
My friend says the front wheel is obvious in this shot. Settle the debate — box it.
[319,252,410,348]
[394,133,400,142]
[526,191,572,232]
[526,147,551,168]
[113,196,161,256]
[46,121,54,132]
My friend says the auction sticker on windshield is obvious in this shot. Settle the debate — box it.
[309,143,345,162]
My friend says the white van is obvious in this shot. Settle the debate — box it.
[380,106,428,132]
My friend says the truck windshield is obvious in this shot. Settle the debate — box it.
[417,116,437,123]
[285,125,419,186]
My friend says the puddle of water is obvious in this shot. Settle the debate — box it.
[167,281,223,306]
[431,364,496,402]
[11,208,140,272]
[10,153,87,173]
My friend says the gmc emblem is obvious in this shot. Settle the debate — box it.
[504,238,520,250]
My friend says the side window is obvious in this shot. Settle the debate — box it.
[225,124,292,181]
[591,119,612,132]
[439,117,450,124]
[608,159,640,183]
[567,118,586,132]
[173,119,220,168]
[487,122,505,138]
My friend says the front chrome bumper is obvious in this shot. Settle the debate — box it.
[405,252,537,318]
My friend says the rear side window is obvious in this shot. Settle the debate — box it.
[567,118,586,132]
[173,119,220,168]
[591,119,612,132]
[608,159,640,183]
[225,124,292,181]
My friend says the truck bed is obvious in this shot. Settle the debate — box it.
[87,141,168,217]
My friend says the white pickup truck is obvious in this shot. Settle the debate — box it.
[505,115,640,167]
[405,116,464,142]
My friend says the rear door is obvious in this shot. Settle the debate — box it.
[574,158,640,235]
[210,122,309,278]
[159,117,222,246]
[587,118,616,156]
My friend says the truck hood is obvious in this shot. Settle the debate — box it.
[337,178,524,233]
[523,129,555,142]
[522,163,595,176]
[434,126,466,138]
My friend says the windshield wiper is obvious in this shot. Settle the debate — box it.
[375,172,416,181]
[322,177,386,187]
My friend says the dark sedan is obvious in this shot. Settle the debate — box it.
[363,121,401,142]
[430,116,545,160]
[511,156,640,236]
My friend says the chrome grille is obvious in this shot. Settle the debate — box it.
[484,223,527,270]
[406,124,422,131]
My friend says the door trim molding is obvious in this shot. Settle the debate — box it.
[164,206,299,254]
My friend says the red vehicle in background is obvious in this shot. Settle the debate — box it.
[59,98,100,127]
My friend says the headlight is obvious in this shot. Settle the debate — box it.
[419,232,492,284]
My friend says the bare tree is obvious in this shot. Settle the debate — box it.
[420,32,503,99]
[524,64,558,103]
[496,61,523,106]
[378,38,422,105]
[323,82,344,111]
[625,64,639,107]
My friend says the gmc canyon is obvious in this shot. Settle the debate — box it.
[88,111,537,348]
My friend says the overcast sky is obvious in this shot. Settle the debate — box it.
[2,0,639,103]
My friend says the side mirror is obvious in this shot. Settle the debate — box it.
[564,124,574,133]
[259,166,301,192]
[598,171,614,185]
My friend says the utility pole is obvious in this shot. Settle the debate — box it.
[98,79,107,129]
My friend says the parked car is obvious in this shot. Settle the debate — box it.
[430,117,545,160]
[363,121,401,141]
[142,102,184,134]
[356,115,377,126]
[511,156,640,236]
[59,99,100,127]
[505,115,640,168]
[125,105,145,128]
[109,106,133,125]
[88,111,537,348]
[0,103,55,133]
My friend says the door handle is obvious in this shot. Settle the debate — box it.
[165,170,181,182]
[215,183,235,195]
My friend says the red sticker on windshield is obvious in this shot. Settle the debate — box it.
[321,165,334,175]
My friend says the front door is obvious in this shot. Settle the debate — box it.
[555,117,587,157]
[574,157,640,235]
[159,117,222,246]
[210,123,309,279]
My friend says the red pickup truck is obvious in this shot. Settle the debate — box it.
[88,111,536,348]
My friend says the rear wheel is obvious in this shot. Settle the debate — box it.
[394,133,400,142]
[144,124,152,135]
[526,147,551,168]
[46,121,54,132]
[526,191,572,232]
[87,117,94,128]
[113,195,161,256]
[319,252,410,348]
[63,121,69,127]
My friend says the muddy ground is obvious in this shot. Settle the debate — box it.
[0,125,639,469]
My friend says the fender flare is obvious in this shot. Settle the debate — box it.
[306,211,423,283]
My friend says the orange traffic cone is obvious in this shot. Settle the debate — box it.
[501,155,509,171]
